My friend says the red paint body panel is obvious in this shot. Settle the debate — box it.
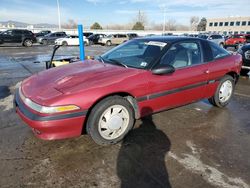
[16,107,85,140]
[22,60,147,109]
[142,63,209,113]
[205,54,242,98]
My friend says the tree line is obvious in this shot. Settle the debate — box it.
[62,11,207,31]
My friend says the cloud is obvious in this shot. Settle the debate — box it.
[0,0,249,26]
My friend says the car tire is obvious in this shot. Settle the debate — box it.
[23,39,33,47]
[240,69,249,76]
[219,43,224,48]
[87,96,135,145]
[62,41,68,46]
[235,43,239,50]
[84,41,88,46]
[106,41,112,46]
[208,75,235,108]
[42,39,48,45]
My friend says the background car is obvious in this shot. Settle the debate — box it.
[37,32,67,45]
[88,34,106,45]
[83,32,93,38]
[238,42,250,76]
[0,29,36,47]
[35,30,51,38]
[198,34,224,47]
[99,34,129,46]
[55,35,89,46]
[127,33,139,39]
[207,34,225,47]
[225,34,250,49]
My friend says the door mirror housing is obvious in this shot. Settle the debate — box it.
[152,64,175,75]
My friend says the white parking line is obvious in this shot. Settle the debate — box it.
[235,92,250,98]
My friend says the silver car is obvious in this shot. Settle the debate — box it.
[208,34,225,48]
[198,34,225,48]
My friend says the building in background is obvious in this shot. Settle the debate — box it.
[206,16,250,35]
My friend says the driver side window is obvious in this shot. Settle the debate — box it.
[160,42,202,68]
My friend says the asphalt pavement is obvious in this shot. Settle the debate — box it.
[0,45,250,188]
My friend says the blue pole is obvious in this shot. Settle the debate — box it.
[78,24,85,61]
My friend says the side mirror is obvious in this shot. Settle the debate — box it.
[152,64,175,75]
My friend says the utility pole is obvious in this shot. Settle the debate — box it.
[56,0,61,30]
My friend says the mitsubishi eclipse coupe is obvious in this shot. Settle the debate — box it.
[14,37,242,145]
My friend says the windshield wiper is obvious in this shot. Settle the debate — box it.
[108,58,128,68]
[97,56,105,64]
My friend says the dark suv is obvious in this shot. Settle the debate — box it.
[238,36,250,76]
[37,32,67,45]
[0,29,36,47]
[88,34,106,45]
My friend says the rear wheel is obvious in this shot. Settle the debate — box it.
[208,75,235,108]
[42,39,48,45]
[87,96,135,145]
[106,40,112,46]
[62,41,68,46]
[23,39,33,47]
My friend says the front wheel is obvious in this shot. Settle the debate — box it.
[208,75,235,108]
[219,43,224,48]
[87,96,135,145]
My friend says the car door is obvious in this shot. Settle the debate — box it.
[112,35,119,44]
[0,30,13,42]
[145,41,209,112]
[47,33,55,43]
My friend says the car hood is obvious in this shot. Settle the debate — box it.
[21,60,142,104]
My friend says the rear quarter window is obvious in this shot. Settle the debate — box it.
[209,41,230,59]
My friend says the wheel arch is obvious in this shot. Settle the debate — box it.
[82,92,140,134]
[226,71,239,84]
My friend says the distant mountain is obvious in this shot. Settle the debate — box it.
[0,20,58,28]
[34,23,58,28]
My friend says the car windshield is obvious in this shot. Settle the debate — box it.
[107,35,113,38]
[100,39,168,69]
[198,35,208,39]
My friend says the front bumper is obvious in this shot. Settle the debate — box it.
[224,44,237,48]
[14,90,87,140]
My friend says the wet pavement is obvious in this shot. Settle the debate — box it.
[0,45,250,188]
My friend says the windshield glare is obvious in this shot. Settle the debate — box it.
[101,39,167,69]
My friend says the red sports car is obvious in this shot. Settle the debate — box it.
[14,37,242,145]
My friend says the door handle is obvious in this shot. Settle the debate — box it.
[204,70,210,74]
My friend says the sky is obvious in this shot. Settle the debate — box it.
[0,0,249,26]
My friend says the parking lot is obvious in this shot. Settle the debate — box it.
[0,45,250,188]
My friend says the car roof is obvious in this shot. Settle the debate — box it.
[136,36,204,43]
